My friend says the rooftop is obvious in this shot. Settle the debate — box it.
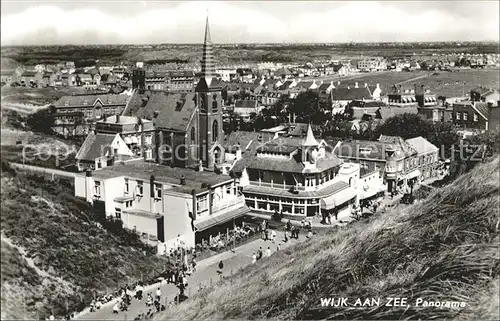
[99,115,152,125]
[92,160,233,194]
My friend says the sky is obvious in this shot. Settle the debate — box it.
[1,1,499,46]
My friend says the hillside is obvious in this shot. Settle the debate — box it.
[1,57,20,70]
[158,156,500,320]
[0,164,169,319]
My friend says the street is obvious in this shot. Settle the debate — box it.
[73,229,306,320]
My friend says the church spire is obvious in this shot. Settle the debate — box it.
[303,124,319,147]
[200,14,216,79]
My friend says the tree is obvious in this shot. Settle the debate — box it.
[425,121,460,157]
[288,90,329,125]
[26,108,55,134]
[376,114,430,139]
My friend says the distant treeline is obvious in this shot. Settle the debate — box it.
[2,47,126,67]
[145,58,189,64]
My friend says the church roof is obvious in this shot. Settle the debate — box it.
[125,90,197,132]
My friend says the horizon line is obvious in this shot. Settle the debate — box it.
[2,40,499,48]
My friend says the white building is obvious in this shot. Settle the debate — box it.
[74,160,249,254]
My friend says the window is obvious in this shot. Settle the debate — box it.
[456,112,461,120]
[124,178,129,194]
[226,185,231,194]
[463,112,468,121]
[212,120,218,142]
[155,183,162,199]
[94,181,101,196]
[212,100,218,113]
[197,194,208,213]
[115,208,122,219]
[191,127,196,144]
[136,181,143,195]
[474,113,478,122]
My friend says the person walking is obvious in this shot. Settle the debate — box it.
[252,253,257,264]
[218,260,224,275]
[257,247,263,260]
[155,288,162,302]
[271,229,277,243]
[277,243,281,251]
[266,247,271,257]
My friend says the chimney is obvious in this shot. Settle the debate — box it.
[116,114,120,123]
[180,175,186,185]
[149,175,155,198]
[355,82,359,88]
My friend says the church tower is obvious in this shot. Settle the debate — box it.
[196,15,224,170]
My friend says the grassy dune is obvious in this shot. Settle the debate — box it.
[158,156,499,320]
[0,168,169,319]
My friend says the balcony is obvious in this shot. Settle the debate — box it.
[249,181,306,191]
[211,195,246,216]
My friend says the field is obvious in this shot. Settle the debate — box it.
[1,86,88,107]
[331,69,499,97]
[157,155,499,320]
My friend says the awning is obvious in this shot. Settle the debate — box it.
[407,169,422,180]
[124,136,132,144]
[320,195,336,210]
[195,206,251,232]
[130,136,139,144]
[320,186,357,210]
[359,184,385,200]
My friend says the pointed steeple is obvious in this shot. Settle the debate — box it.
[200,14,216,79]
[303,124,319,147]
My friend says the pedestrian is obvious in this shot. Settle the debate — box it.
[308,229,313,239]
[192,257,197,272]
[155,287,162,302]
[327,213,332,225]
[286,219,292,231]
[277,243,281,251]
[265,229,269,241]
[284,226,288,242]
[271,229,277,242]
[252,253,257,264]
[113,302,120,314]
[266,247,271,257]
[257,247,263,260]
[146,294,153,307]
[218,260,224,275]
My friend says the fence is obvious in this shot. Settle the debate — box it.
[195,230,261,261]
[9,162,78,180]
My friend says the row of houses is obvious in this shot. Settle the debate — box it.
[73,118,442,254]
[1,67,130,89]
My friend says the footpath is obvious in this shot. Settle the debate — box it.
[72,230,305,320]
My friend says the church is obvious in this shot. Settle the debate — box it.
[125,16,225,170]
